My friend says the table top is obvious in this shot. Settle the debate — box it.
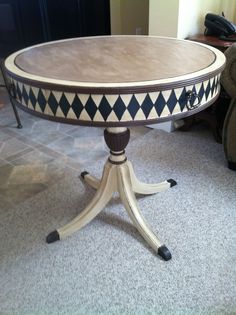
[4,36,226,126]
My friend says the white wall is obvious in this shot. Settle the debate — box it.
[220,0,236,21]
[120,0,149,35]
[111,0,236,37]
[149,0,236,39]
[148,0,180,131]
[234,1,236,21]
[110,0,149,35]
[177,0,222,39]
[110,0,121,34]
[149,0,179,37]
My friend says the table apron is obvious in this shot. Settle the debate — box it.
[9,73,221,126]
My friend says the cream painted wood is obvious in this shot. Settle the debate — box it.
[107,127,127,133]
[84,160,172,195]
[83,174,100,190]
[109,153,126,163]
[49,121,173,250]
[127,161,171,195]
[58,162,116,239]
[117,163,162,251]
[66,156,173,252]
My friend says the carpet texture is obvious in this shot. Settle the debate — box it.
[0,128,236,315]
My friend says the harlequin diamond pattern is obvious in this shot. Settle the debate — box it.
[113,96,126,120]
[178,87,187,111]
[127,95,140,119]
[141,94,153,118]
[71,95,84,118]
[29,88,37,109]
[22,85,29,106]
[84,96,97,120]
[197,84,205,103]
[59,93,71,117]
[154,92,166,116]
[12,74,220,123]
[16,83,22,103]
[99,96,112,121]
[167,90,178,114]
[37,89,47,112]
[47,92,58,116]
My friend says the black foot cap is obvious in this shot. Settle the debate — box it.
[158,245,172,261]
[17,124,23,129]
[228,161,236,171]
[46,230,60,244]
[167,179,177,187]
[81,171,89,179]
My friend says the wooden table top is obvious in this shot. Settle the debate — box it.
[5,36,225,92]
[4,36,226,126]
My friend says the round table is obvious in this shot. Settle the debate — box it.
[4,36,226,260]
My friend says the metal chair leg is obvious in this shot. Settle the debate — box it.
[0,60,22,128]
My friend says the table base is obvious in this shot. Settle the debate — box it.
[46,128,177,261]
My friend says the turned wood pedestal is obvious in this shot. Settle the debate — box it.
[46,127,176,260]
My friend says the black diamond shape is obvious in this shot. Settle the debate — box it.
[167,90,178,114]
[140,94,153,118]
[22,85,29,106]
[213,77,218,95]
[85,95,97,120]
[197,83,205,102]
[154,92,166,116]
[59,93,71,117]
[71,95,84,118]
[210,78,216,97]
[48,92,59,116]
[37,89,47,112]
[127,95,140,119]
[178,87,187,111]
[205,81,211,100]
[113,96,126,120]
[98,96,112,121]
[215,77,220,93]
[16,83,22,102]
[29,88,37,108]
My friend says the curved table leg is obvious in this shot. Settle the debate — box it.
[47,127,173,260]
[81,171,100,190]
[117,163,172,261]
[127,161,177,195]
[46,162,116,243]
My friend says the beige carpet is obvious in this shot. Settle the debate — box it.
[0,126,236,315]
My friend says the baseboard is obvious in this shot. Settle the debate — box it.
[147,121,175,132]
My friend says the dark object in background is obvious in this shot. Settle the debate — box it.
[221,43,236,170]
[0,0,111,58]
[204,13,236,41]
[215,87,231,139]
